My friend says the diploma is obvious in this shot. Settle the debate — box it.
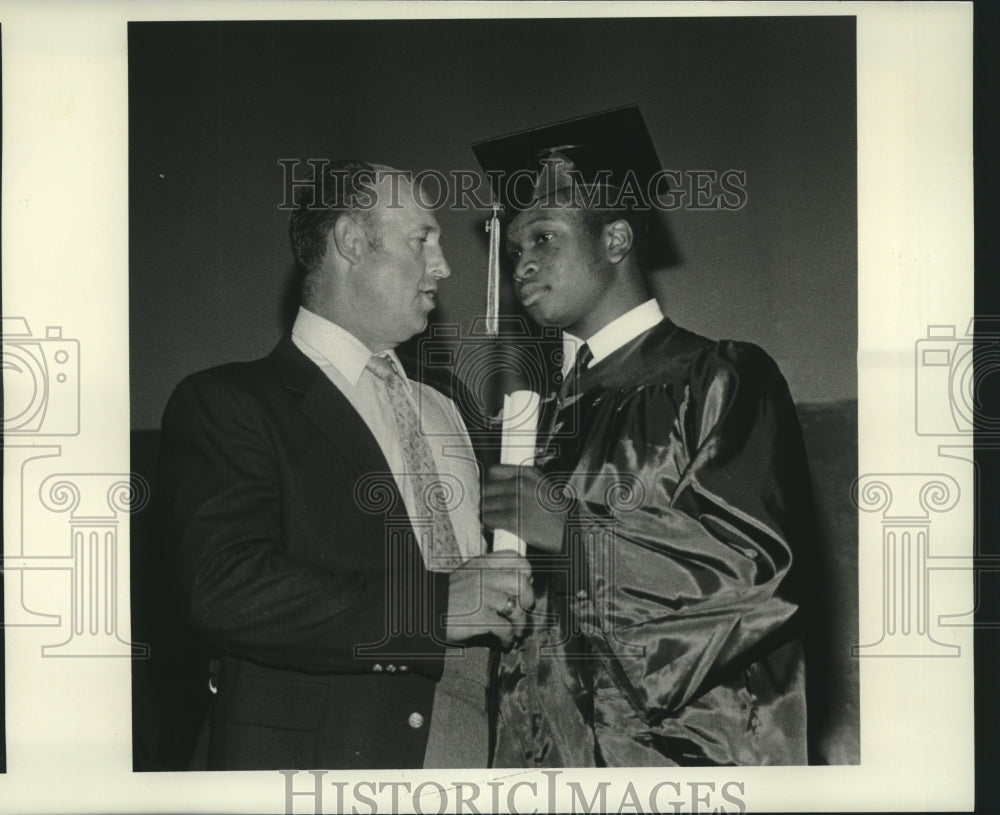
[492,389,540,555]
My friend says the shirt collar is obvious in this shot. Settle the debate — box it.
[291,306,407,387]
[562,298,665,374]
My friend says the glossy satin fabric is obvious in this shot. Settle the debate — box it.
[493,320,814,767]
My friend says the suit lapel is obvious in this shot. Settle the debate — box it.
[271,336,393,481]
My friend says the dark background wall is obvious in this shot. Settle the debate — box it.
[129,16,856,429]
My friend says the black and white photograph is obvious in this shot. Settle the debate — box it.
[0,2,980,813]
[128,16,858,773]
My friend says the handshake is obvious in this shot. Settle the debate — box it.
[444,551,535,649]
[444,464,569,648]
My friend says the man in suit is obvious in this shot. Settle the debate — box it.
[158,160,532,770]
[476,108,815,766]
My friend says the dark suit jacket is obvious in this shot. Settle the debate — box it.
[158,336,452,769]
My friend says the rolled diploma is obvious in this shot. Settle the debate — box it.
[492,390,540,555]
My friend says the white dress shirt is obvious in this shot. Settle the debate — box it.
[291,306,484,565]
[562,298,665,373]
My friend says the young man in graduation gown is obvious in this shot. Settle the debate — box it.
[477,107,815,767]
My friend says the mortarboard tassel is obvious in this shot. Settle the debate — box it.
[485,203,501,338]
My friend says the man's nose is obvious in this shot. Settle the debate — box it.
[427,246,451,279]
[513,253,537,281]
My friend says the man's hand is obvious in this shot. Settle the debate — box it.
[482,464,568,553]
[446,551,534,648]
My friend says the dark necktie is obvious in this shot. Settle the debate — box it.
[540,342,593,450]
[365,353,463,571]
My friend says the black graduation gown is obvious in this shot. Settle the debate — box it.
[493,319,815,767]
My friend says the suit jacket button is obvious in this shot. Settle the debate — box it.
[386,664,397,673]
[372,664,383,673]
[408,712,425,729]
[399,665,409,672]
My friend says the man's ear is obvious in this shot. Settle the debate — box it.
[604,219,634,265]
[330,214,367,266]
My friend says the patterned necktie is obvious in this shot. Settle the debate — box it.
[366,353,464,571]
[541,342,593,450]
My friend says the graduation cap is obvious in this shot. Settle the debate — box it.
[472,104,665,214]
[472,105,677,334]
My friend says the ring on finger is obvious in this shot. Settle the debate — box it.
[498,595,517,619]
